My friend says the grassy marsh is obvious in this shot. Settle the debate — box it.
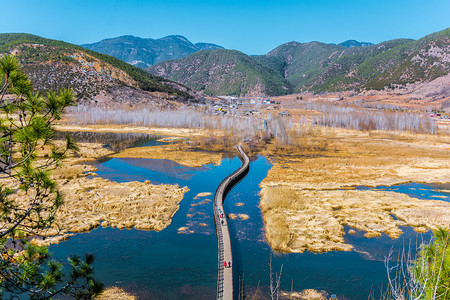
[53,104,450,254]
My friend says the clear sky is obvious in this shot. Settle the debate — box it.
[2,0,449,55]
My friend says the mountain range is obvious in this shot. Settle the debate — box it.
[82,35,223,69]
[2,29,449,100]
[0,33,193,106]
[146,28,450,96]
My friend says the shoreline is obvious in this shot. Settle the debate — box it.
[259,126,450,253]
[27,140,190,246]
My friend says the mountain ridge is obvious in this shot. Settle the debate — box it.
[81,35,223,68]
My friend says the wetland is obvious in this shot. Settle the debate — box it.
[43,126,450,299]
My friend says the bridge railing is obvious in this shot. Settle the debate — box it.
[214,201,226,299]
[214,145,249,300]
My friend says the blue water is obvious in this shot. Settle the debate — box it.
[356,182,450,202]
[55,131,166,151]
[136,137,167,148]
[49,156,443,299]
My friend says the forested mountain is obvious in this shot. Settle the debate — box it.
[259,41,350,89]
[360,28,450,90]
[82,35,223,68]
[315,29,450,91]
[148,49,292,96]
[0,33,193,105]
[289,39,414,91]
[148,28,450,96]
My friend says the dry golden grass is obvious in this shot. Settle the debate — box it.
[37,139,114,164]
[259,126,450,253]
[177,226,194,234]
[52,124,450,255]
[191,199,211,206]
[261,126,450,190]
[281,289,329,300]
[30,174,189,246]
[54,124,224,168]
[260,186,299,211]
[227,214,238,220]
[260,187,350,253]
[96,287,136,300]
[193,192,212,199]
[111,144,222,167]
[14,141,189,246]
[188,131,241,153]
[55,124,211,138]
[260,186,450,253]
[237,214,250,220]
[53,164,93,180]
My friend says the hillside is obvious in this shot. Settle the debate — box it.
[317,28,450,91]
[364,28,450,89]
[82,35,223,68]
[148,49,293,96]
[259,41,348,89]
[238,28,450,95]
[311,39,414,91]
[0,33,193,105]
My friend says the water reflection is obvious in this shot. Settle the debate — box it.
[90,158,202,185]
[54,130,165,152]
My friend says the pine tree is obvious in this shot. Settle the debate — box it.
[0,54,103,299]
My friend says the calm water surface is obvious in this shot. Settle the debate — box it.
[50,155,444,299]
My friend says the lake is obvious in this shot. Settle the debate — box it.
[50,154,445,299]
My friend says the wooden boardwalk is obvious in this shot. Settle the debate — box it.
[213,145,250,300]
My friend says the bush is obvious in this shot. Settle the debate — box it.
[385,227,449,300]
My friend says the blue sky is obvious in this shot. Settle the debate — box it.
[2,0,449,54]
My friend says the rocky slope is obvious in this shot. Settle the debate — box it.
[0,33,193,105]
[363,29,450,90]
[82,35,223,68]
[264,28,450,93]
[148,49,293,96]
[308,39,414,90]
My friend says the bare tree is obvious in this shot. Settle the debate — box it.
[385,228,450,300]
[269,255,283,300]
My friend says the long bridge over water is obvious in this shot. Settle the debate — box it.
[213,145,250,300]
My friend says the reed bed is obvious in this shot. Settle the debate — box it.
[303,101,437,133]
[64,102,439,154]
